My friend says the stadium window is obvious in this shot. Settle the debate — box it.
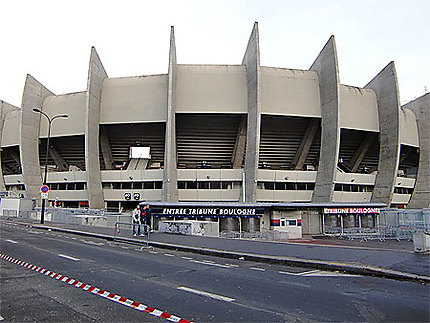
[66,183,75,190]
[143,182,154,189]
[306,183,315,190]
[286,183,295,190]
[210,182,221,189]
[154,182,162,189]
[112,182,121,189]
[334,184,342,191]
[76,183,85,190]
[102,182,111,189]
[296,183,306,190]
[221,181,232,189]
[187,181,197,189]
[122,182,132,189]
[133,182,143,189]
[198,181,210,189]
[58,183,67,190]
[49,183,58,190]
[264,182,274,190]
[178,181,186,189]
[275,182,285,190]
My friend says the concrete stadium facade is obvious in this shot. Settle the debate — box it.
[1,23,429,213]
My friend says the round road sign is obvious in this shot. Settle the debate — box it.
[40,185,49,193]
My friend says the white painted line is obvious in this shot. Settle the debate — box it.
[121,246,129,250]
[224,264,239,268]
[148,251,158,254]
[191,260,233,269]
[82,240,104,246]
[250,267,265,272]
[303,270,359,277]
[181,256,193,260]
[5,239,18,244]
[58,254,80,261]
[0,314,4,321]
[164,253,175,257]
[178,286,235,302]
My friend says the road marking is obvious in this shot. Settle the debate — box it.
[225,264,239,268]
[148,251,158,254]
[190,260,234,269]
[304,270,359,277]
[80,240,104,246]
[0,314,4,321]
[121,246,129,250]
[164,253,175,257]
[250,267,265,271]
[0,253,190,323]
[178,286,235,302]
[58,254,80,261]
[181,256,193,260]
[5,239,18,244]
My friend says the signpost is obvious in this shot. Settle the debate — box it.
[40,185,49,200]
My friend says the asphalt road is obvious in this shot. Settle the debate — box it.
[1,222,429,322]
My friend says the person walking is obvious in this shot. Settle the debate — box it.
[132,204,141,236]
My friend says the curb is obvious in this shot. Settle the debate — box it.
[4,220,430,284]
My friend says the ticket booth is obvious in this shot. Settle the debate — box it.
[271,211,302,239]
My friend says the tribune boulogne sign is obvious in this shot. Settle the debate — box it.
[151,207,264,217]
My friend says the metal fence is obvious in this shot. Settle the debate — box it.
[324,209,430,241]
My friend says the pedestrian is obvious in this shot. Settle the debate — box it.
[141,204,152,234]
[132,204,141,236]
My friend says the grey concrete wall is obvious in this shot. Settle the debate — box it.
[85,47,107,209]
[310,36,340,202]
[0,101,19,190]
[365,62,400,205]
[19,75,54,201]
[162,26,178,202]
[243,22,261,203]
[403,93,430,208]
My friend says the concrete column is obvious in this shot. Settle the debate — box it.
[85,47,107,209]
[365,62,400,205]
[162,26,179,202]
[231,115,247,169]
[403,93,430,208]
[100,127,115,170]
[49,144,68,171]
[243,22,261,203]
[19,75,54,200]
[0,101,19,190]
[310,36,340,202]
[292,118,319,170]
[346,132,374,172]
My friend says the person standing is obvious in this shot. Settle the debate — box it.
[132,204,141,236]
[140,204,152,234]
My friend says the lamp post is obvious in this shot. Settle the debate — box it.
[33,108,68,224]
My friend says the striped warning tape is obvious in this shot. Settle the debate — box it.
[0,253,190,323]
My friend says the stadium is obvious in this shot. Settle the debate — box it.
[0,23,428,236]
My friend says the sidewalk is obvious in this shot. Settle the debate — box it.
[2,217,429,282]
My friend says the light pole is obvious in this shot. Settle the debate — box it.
[33,108,68,224]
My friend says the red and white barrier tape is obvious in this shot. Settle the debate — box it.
[0,253,190,323]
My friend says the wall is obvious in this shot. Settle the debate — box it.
[40,92,86,137]
[175,65,247,114]
[399,108,419,146]
[339,85,379,132]
[260,67,321,117]
[100,75,168,124]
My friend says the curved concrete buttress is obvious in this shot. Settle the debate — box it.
[310,36,340,202]
[163,26,179,202]
[85,47,107,209]
[365,62,400,206]
[19,75,54,201]
[0,100,19,190]
[403,93,430,208]
[243,22,261,203]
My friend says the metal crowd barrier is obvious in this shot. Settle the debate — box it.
[114,222,151,249]
[219,230,289,241]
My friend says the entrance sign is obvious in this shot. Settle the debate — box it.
[151,206,264,218]
[41,192,49,199]
[324,208,380,214]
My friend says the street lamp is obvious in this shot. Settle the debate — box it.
[33,108,68,224]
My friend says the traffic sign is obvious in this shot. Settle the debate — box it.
[40,185,49,193]
[41,192,49,199]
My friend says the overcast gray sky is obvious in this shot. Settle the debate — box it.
[1,0,429,106]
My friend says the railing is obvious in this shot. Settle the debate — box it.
[220,230,289,241]
[114,222,151,249]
